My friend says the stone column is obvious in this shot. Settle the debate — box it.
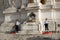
[38,2,44,33]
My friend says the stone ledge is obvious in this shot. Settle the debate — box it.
[3,6,17,14]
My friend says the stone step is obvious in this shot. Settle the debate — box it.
[18,31,41,34]
[0,32,59,40]
[0,22,15,32]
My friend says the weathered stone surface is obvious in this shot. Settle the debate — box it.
[3,6,17,13]
[0,22,15,32]
[0,33,59,40]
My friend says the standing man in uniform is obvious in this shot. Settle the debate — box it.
[15,20,20,33]
[44,18,49,30]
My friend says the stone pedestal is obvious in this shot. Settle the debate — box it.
[0,6,19,32]
[3,6,17,22]
[3,6,18,22]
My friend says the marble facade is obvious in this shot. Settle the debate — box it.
[0,0,60,33]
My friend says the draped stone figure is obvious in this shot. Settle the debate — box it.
[3,0,9,9]
[8,0,22,8]
[13,0,22,8]
[22,0,28,8]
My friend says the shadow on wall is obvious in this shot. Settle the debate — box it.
[27,36,55,40]
[0,14,5,25]
[0,10,5,25]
